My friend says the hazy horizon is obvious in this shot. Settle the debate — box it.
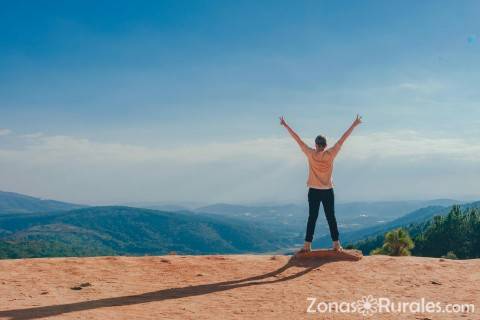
[1,189,475,208]
[1,1,480,204]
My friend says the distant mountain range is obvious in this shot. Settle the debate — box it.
[190,199,461,244]
[0,190,474,258]
[0,191,84,214]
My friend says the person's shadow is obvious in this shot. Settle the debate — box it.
[0,255,354,320]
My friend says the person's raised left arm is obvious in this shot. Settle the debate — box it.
[335,114,362,148]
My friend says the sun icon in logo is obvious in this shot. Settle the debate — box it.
[357,295,378,316]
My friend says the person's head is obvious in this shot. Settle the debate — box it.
[315,135,327,150]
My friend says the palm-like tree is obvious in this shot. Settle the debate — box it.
[372,228,414,256]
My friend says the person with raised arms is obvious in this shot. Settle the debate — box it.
[280,115,362,253]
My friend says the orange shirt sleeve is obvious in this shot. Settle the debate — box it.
[299,142,314,156]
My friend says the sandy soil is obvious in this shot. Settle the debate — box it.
[0,254,478,319]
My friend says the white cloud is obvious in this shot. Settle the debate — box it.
[393,80,445,94]
[20,132,44,139]
[342,131,480,162]
[0,130,479,204]
[10,134,300,165]
[0,128,12,136]
[7,130,480,165]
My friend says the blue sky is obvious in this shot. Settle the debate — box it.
[0,1,479,204]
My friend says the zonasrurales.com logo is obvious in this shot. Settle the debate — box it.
[356,295,378,316]
[307,296,475,316]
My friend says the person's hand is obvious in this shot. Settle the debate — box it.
[279,116,287,127]
[353,114,362,127]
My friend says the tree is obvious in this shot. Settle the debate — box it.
[371,228,414,256]
[441,251,458,260]
[413,206,480,259]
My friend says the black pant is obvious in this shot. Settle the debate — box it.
[305,188,339,242]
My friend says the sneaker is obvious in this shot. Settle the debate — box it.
[333,241,343,252]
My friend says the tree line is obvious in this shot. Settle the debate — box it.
[350,206,480,259]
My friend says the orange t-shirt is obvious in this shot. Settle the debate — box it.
[300,142,342,189]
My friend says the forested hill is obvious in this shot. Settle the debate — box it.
[0,206,285,258]
[314,200,480,247]
[352,205,480,259]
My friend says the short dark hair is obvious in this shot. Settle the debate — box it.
[315,135,327,148]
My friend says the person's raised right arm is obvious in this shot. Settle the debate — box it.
[280,116,309,153]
